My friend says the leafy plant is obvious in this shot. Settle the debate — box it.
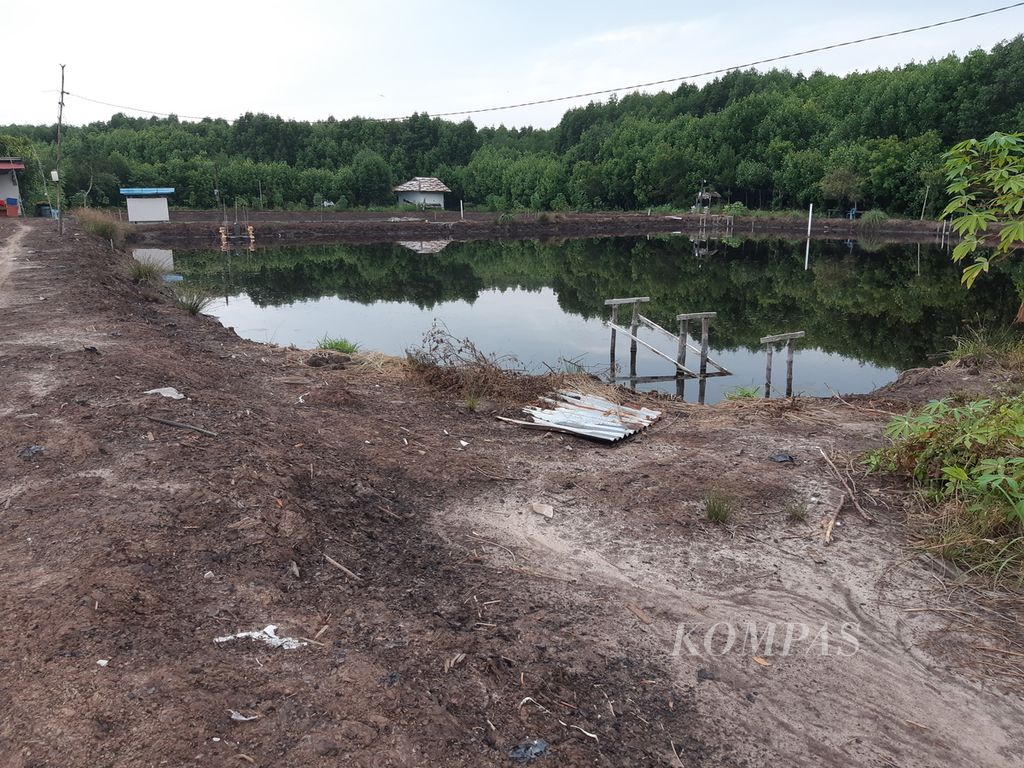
[868,395,1024,578]
[724,384,760,400]
[942,132,1024,288]
[318,335,360,354]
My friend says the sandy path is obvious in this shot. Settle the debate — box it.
[0,220,25,299]
[434,417,1024,766]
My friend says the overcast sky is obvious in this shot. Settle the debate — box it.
[6,1,1022,129]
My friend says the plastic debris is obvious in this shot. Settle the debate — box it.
[213,625,307,650]
[769,453,795,463]
[144,387,185,400]
[530,502,554,519]
[509,739,549,762]
[97,659,110,667]
[228,710,260,722]
[18,445,44,460]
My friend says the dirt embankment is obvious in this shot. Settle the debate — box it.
[125,209,949,248]
[2,218,1021,767]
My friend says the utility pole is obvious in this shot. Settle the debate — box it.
[55,64,66,236]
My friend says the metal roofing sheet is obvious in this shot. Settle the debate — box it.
[497,391,662,443]
[120,187,175,196]
[0,161,25,170]
[392,177,452,193]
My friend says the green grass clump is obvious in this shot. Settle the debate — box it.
[173,286,216,316]
[725,384,761,400]
[858,208,889,237]
[317,336,360,354]
[867,395,1024,581]
[948,325,1024,369]
[784,502,809,522]
[129,260,167,283]
[703,490,735,524]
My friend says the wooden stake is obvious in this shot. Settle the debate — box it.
[785,338,796,397]
[629,301,640,379]
[609,304,618,380]
[764,344,774,399]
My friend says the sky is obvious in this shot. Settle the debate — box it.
[6,1,1023,129]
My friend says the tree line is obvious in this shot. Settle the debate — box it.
[3,36,1023,216]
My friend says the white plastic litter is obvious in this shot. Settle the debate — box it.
[144,387,185,400]
[96,659,109,667]
[214,624,307,650]
[228,710,260,722]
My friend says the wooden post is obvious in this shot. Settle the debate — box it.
[677,317,689,374]
[698,375,707,405]
[629,301,640,379]
[760,331,805,400]
[785,338,796,398]
[699,315,710,379]
[609,304,618,381]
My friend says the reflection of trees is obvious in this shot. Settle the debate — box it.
[175,237,1018,370]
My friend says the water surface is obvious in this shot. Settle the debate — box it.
[164,236,1019,403]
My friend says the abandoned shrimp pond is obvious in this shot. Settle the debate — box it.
[157,235,1018,403]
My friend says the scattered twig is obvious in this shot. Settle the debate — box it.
[670,740,685,767]
[467,532,518,562]
[321,552,362,581]
[818,448,875,523]
[145,415,218,437]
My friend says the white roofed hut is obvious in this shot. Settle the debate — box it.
[393,177,450,209]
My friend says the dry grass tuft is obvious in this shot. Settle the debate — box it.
[405,323,565,403]
[74,208,129,247]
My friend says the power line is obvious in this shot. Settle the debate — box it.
[65,91,206,121]
[62,2,1024,124]
[400,2,1024,120]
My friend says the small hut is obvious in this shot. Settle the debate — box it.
[121,187,175,223]
[393,177,450,208]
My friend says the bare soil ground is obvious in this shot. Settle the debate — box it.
[1,219,1022,767]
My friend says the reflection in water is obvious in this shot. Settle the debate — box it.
[173,235,1020,403]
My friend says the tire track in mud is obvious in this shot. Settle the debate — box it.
[435,453,1024,767]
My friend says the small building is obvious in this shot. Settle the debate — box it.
[120,187,175,223]
[0,156,25,217]
[393,177,450,208]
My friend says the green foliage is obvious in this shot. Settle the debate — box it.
[948,325,1024,367]
[317,335,360,354]
[5,38,1024,214]
[942,132,1024,287]
[703,490,735,524]
[724,384,760,399]
[868,395,1024,578]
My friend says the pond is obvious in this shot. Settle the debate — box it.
[154,235,1019,404]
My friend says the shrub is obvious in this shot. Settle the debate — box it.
[867,395,1024,579]
[129,260,167,283]
[858,208,889,236]
[725,384,760,400]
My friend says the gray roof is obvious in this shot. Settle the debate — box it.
[393,177,451,193]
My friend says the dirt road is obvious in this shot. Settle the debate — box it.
[1,219,1021,766]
